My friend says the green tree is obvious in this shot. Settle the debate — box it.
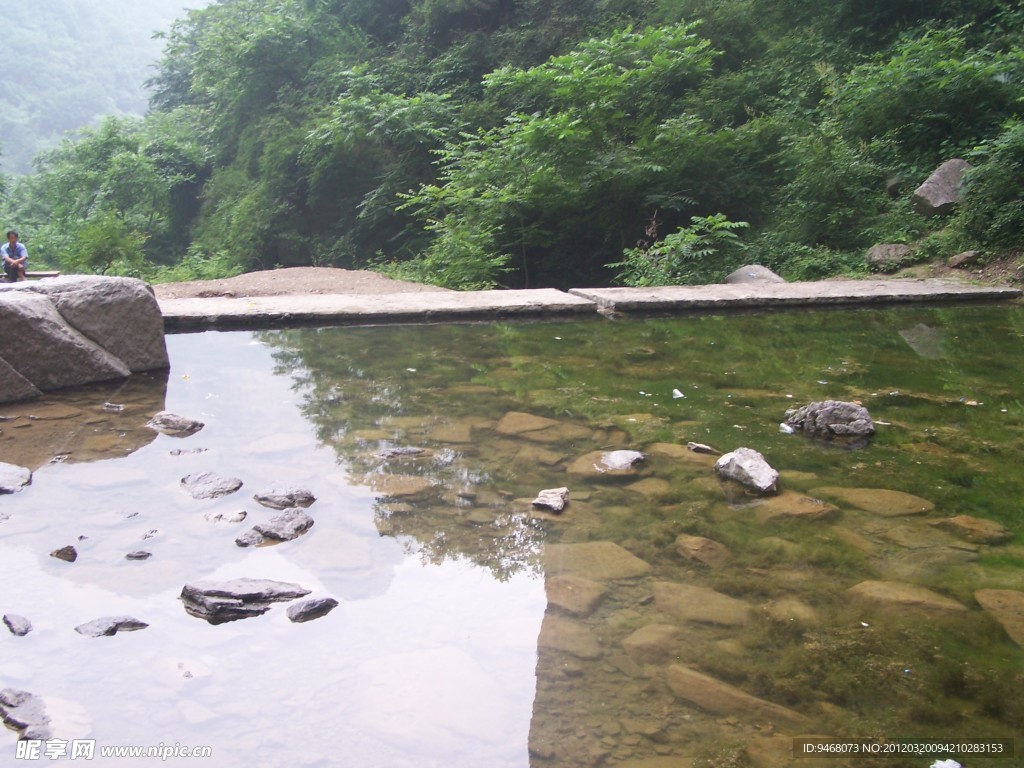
[400,22,720,288]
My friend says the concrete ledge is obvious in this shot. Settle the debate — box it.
[159,288,596,331]
[569,279,1021,312]
[157,279,1022,331]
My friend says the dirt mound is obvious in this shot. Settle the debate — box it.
[152,267,452,299]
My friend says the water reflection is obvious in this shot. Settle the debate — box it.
[2,310,1024,767]
[0,369,168,471]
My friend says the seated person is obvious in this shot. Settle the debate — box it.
[2,230,28,282]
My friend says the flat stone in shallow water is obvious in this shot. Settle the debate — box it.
[654,582,751,626]
[974,589,1024,646]
[537,614,603,660]
[621,624,682,663]
[810,486,934,516]
[845,580,967,613]
[494,411,592,442]
[545,574,608,617]
[665,664,809,728]
[674,534,732,568]
[930,514,1012,544]
[367,473,435,498]
[746,490,839,521]
[544,541,652,581]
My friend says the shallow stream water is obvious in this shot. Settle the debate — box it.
[1,305,1023,767]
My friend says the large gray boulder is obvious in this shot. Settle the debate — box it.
[912,158,972,216]
[0,276,168,404]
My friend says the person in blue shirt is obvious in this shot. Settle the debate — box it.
[2,230,28,282]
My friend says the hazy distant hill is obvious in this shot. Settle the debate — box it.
[0,0,211,173]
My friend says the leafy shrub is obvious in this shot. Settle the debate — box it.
[609,213,748,285]
[955,120,1024,250]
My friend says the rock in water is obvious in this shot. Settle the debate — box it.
[784,400,874,441]
[180,578,311,625]
[532,487,569,513]
[253,485,317,509]
[146,411,204,436]
[287,598,339,623]
[3,614,32,636]
[74,616,149,637]
[181,471,243,499]
[714,447,779,494]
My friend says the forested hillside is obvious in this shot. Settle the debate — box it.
[1,0,1022,289]
[0,0,211,174]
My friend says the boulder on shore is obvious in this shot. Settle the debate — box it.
[0,276,169,405]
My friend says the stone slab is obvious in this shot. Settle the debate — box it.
[157,279,1020,331]
[158,289,596,330]
[570,279,1020,312]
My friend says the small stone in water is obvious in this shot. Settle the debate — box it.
[50,545,78,563]
[532,487,569,513]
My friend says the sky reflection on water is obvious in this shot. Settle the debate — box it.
[1,330,545,768]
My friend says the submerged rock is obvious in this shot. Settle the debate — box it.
[845,580,968,613]
[74,616,149,637]
[3,614,32,636]
[674,534,732,568]
[784,400,874,442]
[714,447,778,494]
[180,578,311,625]
[930,515,1012,545]
[181,471,243,500]
[286,597,339,624]
[654,581,751,626]
[544,541,652,581]
[146,411,204,436]
[545,574,608,617]
[666,665,809,728]
[974,589,1024,646]
[538,614,603,660]
[810,486,933,517]
[253,485,317,509]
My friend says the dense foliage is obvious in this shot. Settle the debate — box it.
[0,0,206,175]
[1,0,1022,288]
